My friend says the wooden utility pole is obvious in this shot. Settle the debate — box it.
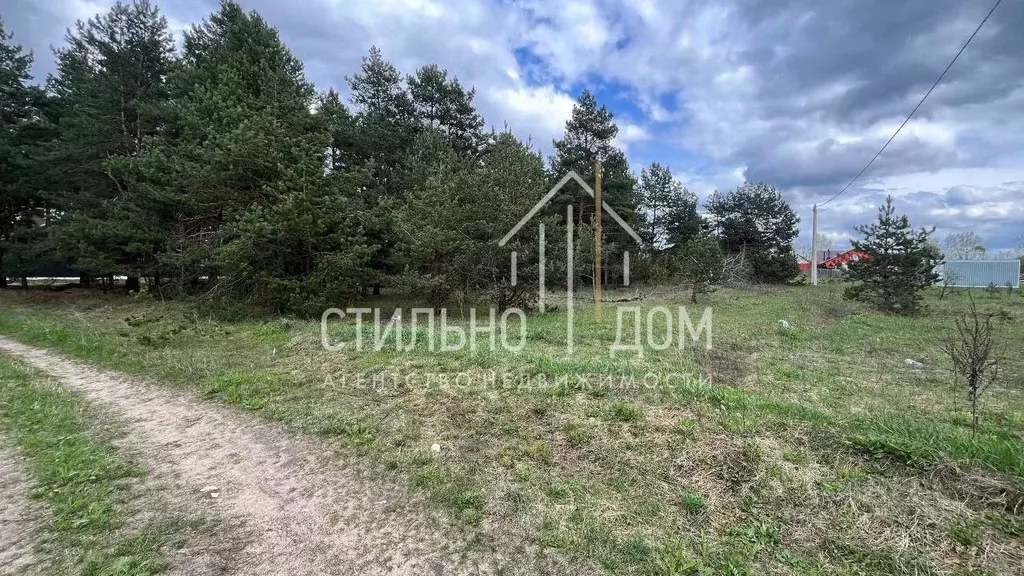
[811,204,819,286]
[594,157,603,320]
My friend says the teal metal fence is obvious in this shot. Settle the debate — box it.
[941,260,1021,288]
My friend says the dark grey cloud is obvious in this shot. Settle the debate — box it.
[735,0,1024,125]
[638,0,1024,251]
[740,132,959,192]
[701,0,1024,191]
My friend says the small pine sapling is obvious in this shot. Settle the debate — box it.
[942,294,1001,430]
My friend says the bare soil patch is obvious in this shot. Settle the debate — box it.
[0,337,488,576]
[0,446,46,576]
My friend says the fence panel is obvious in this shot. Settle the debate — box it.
[941,260,1021,288]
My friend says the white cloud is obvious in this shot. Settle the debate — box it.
[612,122,652,153]
[515,0,618,85]
[481,83,575,149]
[303,0,577,152]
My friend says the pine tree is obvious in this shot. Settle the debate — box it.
[347,46,418,198]
[638,162,701,248]
[664,191,704,249]
[550,90,623,223]
[549,90,641,285]
[219,154,373,314]
[319,89,358,173]
[844,196,940,315]
[0,19,48,287]
[394,129,547,308]
[706,182,799,283]
[677,235,723,302]
[407,63,484,154]
[638,162,674,246]
[551,90,617,176]
[394,132,482,305]
[477,130,551,308]
[47,0,175,289]
[200,4,371,310]
[114,0,370,308]
[346,46,419,294]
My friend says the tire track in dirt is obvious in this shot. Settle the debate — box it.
[0,338,481,575]
[0,446,46,576]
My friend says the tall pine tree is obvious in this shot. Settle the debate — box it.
[638,162,702,248]
[395,129,548,308]
[319,89,359,173]
[408,64,484,155]
[549,90,641,285]
[0,19,51,287]
[116,0,371,309]
[347,46,418,199]
[345,47,420,294]
[47,0,175,290]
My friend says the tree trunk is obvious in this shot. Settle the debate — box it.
[125,276,141,294]
[373,283,381,296]
[0,247,6,288]
[80,273,91,288]
[21,277,29,289]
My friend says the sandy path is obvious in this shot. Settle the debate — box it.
[0,337,475,575]
[0,446,46,576]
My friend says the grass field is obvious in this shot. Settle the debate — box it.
[0,353,183,575]
[0,284,1022,574]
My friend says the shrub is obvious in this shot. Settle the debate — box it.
[676,235,724,302]
[942,294,1001,430]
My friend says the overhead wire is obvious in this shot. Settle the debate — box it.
[818,0,1003,207]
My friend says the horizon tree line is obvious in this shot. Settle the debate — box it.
[0,0,803,313]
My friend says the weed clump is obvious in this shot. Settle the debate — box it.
[606,402,644,423]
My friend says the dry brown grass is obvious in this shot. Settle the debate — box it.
[1,286,1022,574]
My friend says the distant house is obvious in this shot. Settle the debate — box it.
[798,248,869,271]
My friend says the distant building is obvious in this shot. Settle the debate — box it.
[798,248,869,271]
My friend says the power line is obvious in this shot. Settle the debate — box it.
[819,0,1002,207]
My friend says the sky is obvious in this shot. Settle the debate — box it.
[5,0,1023,253]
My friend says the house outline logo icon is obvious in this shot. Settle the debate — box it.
[499,170,643,247]
[498,170,642,353]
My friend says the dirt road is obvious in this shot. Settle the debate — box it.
[0,338,481,575]
[0,446,46,576]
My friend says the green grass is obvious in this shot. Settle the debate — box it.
[1,285,1022,574]
[605,401,644,423]
[681,492,708,514]
[0,353,178,575]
